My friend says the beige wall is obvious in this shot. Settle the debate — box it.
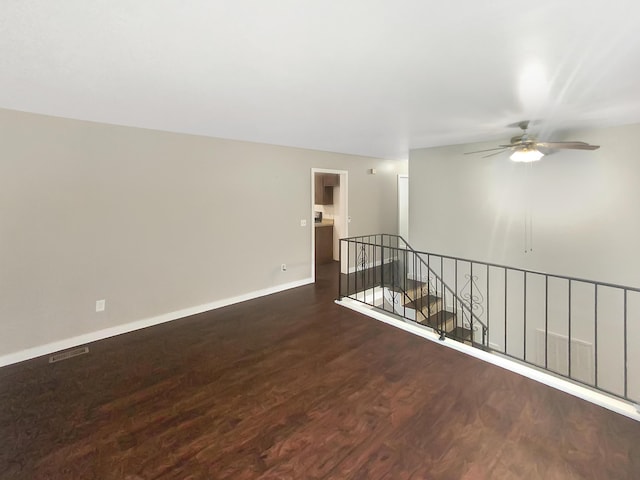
[0,108,407,359]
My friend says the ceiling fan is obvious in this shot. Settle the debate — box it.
[465,120,600,162]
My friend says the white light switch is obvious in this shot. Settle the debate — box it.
[300,219,307,226]
[96,299,106,312]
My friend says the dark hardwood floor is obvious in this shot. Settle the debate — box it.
[1,262,639,479]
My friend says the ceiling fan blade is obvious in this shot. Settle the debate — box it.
[481,150,508,158]
[506,119,541,130]
[464,146,510,155]
[536,141,600,150]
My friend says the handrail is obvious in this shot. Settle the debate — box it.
[341,233,640,293]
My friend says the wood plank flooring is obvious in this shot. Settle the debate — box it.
[1,262,639,479]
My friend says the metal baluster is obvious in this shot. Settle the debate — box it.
[347,240,351,298]
[624,289,628,399]
[372,241,376,300]
[568,280,572,378]
[372,241,376,297]
[524,272,527,361]
[455,260,458,304]
[594,284,598,387]
[366,241,369,303]
[470,262,474,344]
[355,241,359,300]
[415,252,420,322]
[391,244,395,313]
[504,268,508,354]
[377,241,381,304]
[380,243,384,311]
[442,287,447,340]
[439,255,447,336]
[455,260,459,330]
[486,265,490,347]
[338,239,342,300]
[545,276,549,370]
[403,248,407,319]
[427,254,431,322]
[372,242,376,308]
[379,235,383,298]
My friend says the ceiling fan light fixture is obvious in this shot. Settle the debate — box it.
[510,147,544,163]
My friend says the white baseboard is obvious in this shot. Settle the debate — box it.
[0,277,313,368]
[336,297,640,423]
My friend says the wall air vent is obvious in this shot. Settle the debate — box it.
[536,330,594,384]
[49,346,89,363]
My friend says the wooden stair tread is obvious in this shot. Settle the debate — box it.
[448,326,473,341]
[404,294,440,310]
[418,310,455,329]
[385,278,426,290]
[427,310,455,322]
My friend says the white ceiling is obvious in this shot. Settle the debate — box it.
[2,0,640,159]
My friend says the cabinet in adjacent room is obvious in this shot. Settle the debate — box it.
[315,224,334,264]
[314,173,340,205]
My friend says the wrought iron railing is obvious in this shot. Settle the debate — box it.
[338,234,488,348]
[338,234,640,405]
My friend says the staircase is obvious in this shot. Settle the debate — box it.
[339,241,487,348]
[382,281,473,344]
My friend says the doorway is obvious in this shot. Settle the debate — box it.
[311,168,348,281]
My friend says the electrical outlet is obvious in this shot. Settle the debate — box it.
[96,299,106,312]
[281,264,287,272]
[300,219,307,227]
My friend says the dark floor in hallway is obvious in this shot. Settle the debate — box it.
[1,262,639,479]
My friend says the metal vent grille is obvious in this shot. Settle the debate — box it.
[49,346,89,363]
[536,330,594,384]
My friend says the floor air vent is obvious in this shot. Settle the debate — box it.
[49,346,89,363]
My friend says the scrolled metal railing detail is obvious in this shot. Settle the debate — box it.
[459,274,485,321]
[357,243,367,271]
[460,310,479,332]
[389,290,400,306]
[420,272,438,298]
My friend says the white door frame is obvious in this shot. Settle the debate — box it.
[398,174,408,241]
[311,168,348,281]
